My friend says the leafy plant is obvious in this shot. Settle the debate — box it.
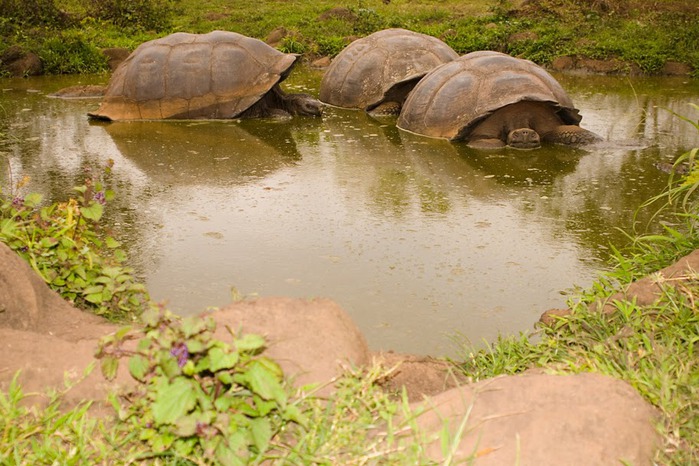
[0,161,148,321]
[278,35,308,55]
[38,30,108,74]
[86,0,180,32]
[96,305,307,465]
[0,0,71,28]
[0,370,118,464]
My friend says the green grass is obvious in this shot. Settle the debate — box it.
[2,0,698,75]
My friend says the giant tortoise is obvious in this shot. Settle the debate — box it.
[397,51,601,149]
[88,31,322,121]
[319,28,458,116]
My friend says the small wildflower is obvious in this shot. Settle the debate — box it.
[11,196,24,209]
[93,191,106,205]
[170,342,189,368]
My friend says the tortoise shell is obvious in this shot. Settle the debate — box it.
[88,31,298,121]
[397,51,583,140]
[319,28,458,112]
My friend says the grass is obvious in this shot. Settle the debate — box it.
[2,0,698,75]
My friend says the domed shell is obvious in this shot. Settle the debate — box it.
[89,31,298,121]
[319,28,458,111]
[397,51,583,140]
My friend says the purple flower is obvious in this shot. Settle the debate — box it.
[11,196,24,209]
[170,342,189,368]
[93,191,106,205]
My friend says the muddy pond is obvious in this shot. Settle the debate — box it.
[1,69,698,356]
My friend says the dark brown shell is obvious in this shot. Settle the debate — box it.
[89,31,298,121]
[319,28,458,111]
[397,51,583,140]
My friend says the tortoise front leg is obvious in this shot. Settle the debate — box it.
[543,125,602,145]
[466,137,508,149]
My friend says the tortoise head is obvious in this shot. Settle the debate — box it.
[286,93,323,117]
[507,128,541,150]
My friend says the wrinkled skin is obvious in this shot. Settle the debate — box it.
[238,85,323,119]
[465,101,601,150]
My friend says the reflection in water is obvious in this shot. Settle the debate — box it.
[1,71,698,356]
[96,119,304,185]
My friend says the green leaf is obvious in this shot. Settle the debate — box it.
[140,307,161,328]
[80,203,103,221]
[0,218,17,236]
[85,292,104,304]
[249,417,272,453]
[174,415,198,437]
[152,378,197,425]
[128,354,150,382]
[159,352,182,379]
[235,334,266,353]
[283,404,308,427]
[100,356,119,380]
[244,359,287,405]
[217,371,233,385]
[185,338,207,354]
[181,316,208,337]
[173,437,196,457]
[39,237,58,248]
[216,441,246,466]
[209,347,239,372]
[24,192,43,207]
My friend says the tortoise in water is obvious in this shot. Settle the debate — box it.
[319,28,458,116]
[397,51,601,149]
[88,31,322,121]
[49,85,107,99]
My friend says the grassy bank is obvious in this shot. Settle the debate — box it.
[1,0,698,76]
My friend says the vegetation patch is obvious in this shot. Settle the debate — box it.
[0,162,148,321]
[0,0,697,75]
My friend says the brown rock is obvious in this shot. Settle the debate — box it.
[538,307,572,326]
[0,243,128,410]
[593,248,699,314]
[205,297,371,394]
[661,60,692,76]
[412,372,659,465]
[508,31,538,42]
[266,27,288,47]
[551,55,575,71]
[0,327,133,412]
[0,46,42,77]
[318,7,357,22]
[373,351,466,402]
[101,47,130,72]
[0,242,113,340]
[310,56,332,68]
[1,242,370,407]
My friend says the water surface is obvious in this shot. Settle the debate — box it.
[1,70,698,356]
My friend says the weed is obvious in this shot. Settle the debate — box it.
[38,30,108,74]
[96,305,307,464]
[0,369,117,464]
[0,161,149,321]
[86,0,180,32]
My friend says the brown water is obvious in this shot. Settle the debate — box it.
[1,70,698,356]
